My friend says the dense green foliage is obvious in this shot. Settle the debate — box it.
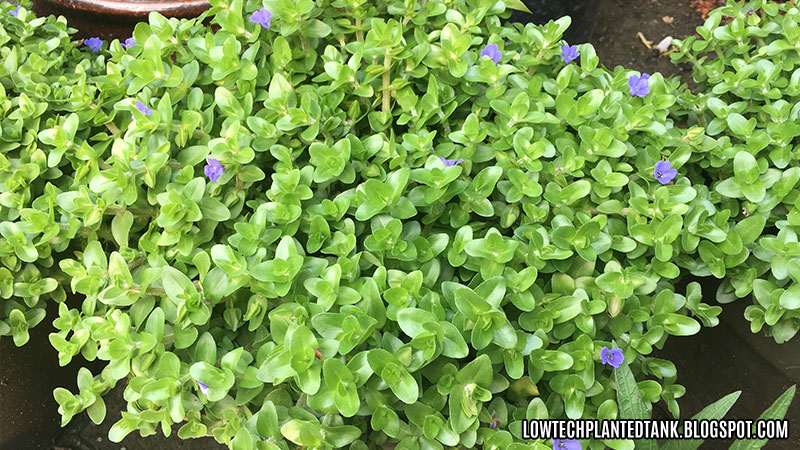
[0,0,797,449]
[671,0,800,343]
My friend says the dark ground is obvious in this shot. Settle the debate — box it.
[593,0,704,84]
[3,1,799,450]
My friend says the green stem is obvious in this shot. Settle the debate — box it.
[588,207,633,216]
[99,160,183,173]
[440,112,451,136]
[57,223,116,243]
[127,256,146,271]
[383,48,392,114]
[105,122,120,135]
[50,274,201,297]
[170,123,209,140]
[355,17,364,42]
[105,205,160,217]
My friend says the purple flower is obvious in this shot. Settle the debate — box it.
[251,8,272,30]
[204,158,224,182]
[653,160,678,185]
[747,8,756,14]
[8,5,20,16]
[552,439,582,450]
[628,73,651,97]
[84,37,103,53]
[440,156,464,167]
[600,347,624,369]
[480,44,502,65]
[559,44,580,64]
[197,381,209,396]
[122,37,136,49]
[135,100,153,115]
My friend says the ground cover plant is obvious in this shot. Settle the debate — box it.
[671,0,800,344]
[0,0,796,449]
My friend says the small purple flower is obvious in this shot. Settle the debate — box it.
[251,8,272,30]
[559,44,580,64]
[122,37,136,49]
[552,439,582,450]
[480,44,502,65]
[204,158,224,182]
[84,37,103,53]
[8,5,21,16]
[135,100,153,115]
[440,156,464,167]
[653,160,678,185]
[628,73,651,97]
[600,347,624,369]
[747,8,756,15]
[197,381,209,396]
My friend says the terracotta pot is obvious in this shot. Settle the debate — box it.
[31,0,210,41]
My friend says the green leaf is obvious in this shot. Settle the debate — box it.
[302,20,332,38]
[654,313,702,336]
[161,266,197,302]
[560,180,592,205]
[729,385,795,450]
[141,378,177,402]
[734,151,759,184]
[727,113,756,136]
[381,362,418,404]
[455,354,493,387]
[661,391,741,450]
[396,308,437,338]
[281,419,325,447]
[735,215,767,245]
[779,285,800,310]
[505,0,531,13]
[614,350,657,450]
[111,211,134,248]
[454,286,491,321]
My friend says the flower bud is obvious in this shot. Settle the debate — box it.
[607,295,624,318]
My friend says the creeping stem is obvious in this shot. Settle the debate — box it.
[383,48,392,114]
[105,205,160,217]
[355,17,363,42]
[588,207,634,216]
[104,121,120,135]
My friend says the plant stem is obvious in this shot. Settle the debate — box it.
[170,123,209,140]
[105,205,160,217]
[57,223,116,243]
[105,122,120,135]
[383,48,392,114]
[127,256,146,271]
[355,17,364,42]
[588,207,633,216]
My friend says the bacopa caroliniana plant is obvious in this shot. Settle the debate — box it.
[0,0,795,449]
[671,0,800,344]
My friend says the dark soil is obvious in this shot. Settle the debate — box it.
[592,0,724,89]
[0,306,86,450]
[656,294,800,450]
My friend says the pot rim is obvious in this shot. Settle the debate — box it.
[38,0,210,16]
